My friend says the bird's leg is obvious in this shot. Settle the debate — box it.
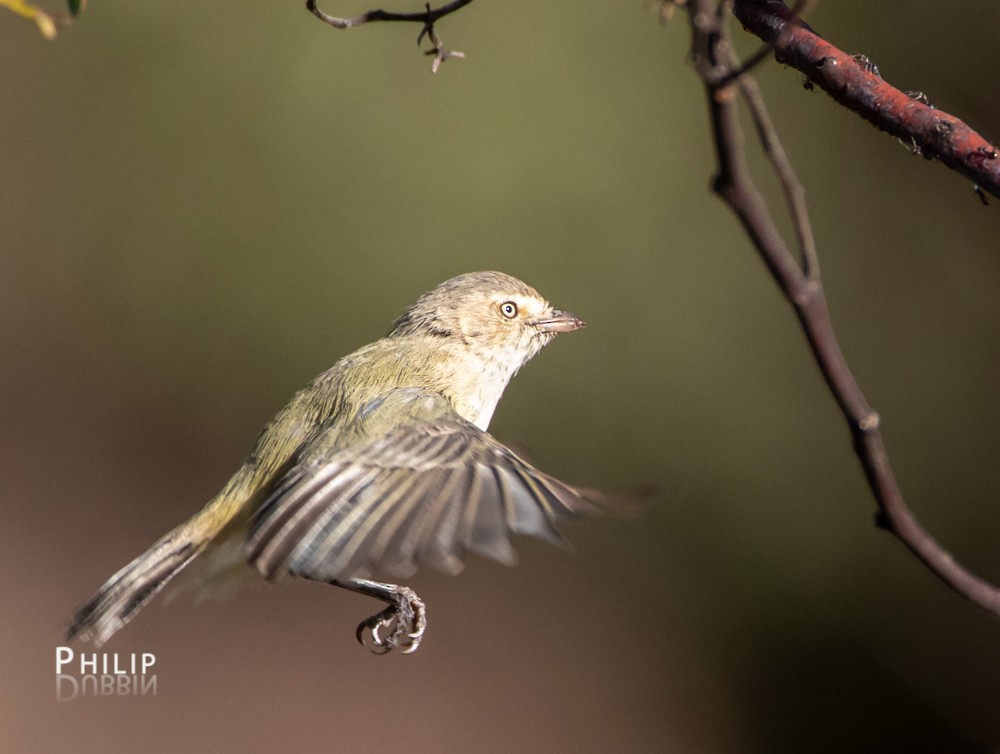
[330,577,427,655]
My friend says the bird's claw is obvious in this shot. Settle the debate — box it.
[355,586,427,655]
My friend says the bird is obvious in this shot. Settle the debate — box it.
[67,270,599,654]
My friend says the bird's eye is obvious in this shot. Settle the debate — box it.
[499,301,518,319]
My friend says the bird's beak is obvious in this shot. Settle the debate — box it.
[531,309,586,333]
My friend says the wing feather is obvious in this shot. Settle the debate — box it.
[246,389,597,584]
[376,463,471,576]
[464,465,517,564]
[295,469,424,580]
[249,464,379,578]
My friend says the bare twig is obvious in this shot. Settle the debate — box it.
[730,0,1000,198]
[306,0,474,28]
[735,62,819,278]
[306,0,474,72]
[688,0,1000,616]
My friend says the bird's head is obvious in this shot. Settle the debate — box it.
[390,271,585,370]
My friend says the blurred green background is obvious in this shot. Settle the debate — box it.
[3,1,999,751]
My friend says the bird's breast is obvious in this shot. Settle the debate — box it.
[446,354,517,431]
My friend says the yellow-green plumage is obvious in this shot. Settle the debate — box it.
[67,271,594,652]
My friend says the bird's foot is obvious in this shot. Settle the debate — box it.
[352,582,427,655]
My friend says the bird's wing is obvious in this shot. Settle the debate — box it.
[245,388,600,582]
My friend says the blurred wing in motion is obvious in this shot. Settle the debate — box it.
[246,389,600,583]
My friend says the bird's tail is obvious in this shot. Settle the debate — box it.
[66,504,228,647]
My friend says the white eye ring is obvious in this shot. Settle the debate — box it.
[499,301,518,319]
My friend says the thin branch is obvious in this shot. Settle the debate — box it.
[306,0,474,71]
[307,0,474,27]
[730,47,820,278]
[730,0,1000,198]
[687,0,1000,616]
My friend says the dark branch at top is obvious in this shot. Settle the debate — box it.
[306,0,474,72]
[732,0,1000,198]
[306,0,474,28]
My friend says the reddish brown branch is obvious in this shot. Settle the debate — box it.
[688,0,1000,616]
[730,0,1000,198]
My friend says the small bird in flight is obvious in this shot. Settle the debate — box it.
[67,271,599,654]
